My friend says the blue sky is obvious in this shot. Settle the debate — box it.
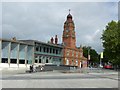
[1,1,118,53]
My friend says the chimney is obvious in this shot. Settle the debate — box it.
[12,37,16,41]
[55,35,58,44]
[51,37,54,44]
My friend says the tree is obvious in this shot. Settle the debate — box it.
[82,46,99,66]
[101,20,120,67]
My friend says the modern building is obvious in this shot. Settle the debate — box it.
[0,38,34,68]
[62,12,87,68]
[21,38,63,66]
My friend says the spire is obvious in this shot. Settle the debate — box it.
[67,9,72,19]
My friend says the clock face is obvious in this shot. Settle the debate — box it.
[66,35,69,37]
[63,34,69,38]
[66,29,69,32]
[72,34,75,37]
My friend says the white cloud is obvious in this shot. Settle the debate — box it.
[2,2,118,53]
[1,0,119,2]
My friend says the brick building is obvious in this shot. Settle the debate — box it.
[62,12,87,68]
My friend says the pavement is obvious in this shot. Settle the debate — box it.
[0,68,119,88]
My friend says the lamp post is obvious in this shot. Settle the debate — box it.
[87,47,90,67]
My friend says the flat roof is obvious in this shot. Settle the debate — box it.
[0,38,34,46]
[20,40,63,48]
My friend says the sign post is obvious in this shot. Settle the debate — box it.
[100,52,103,67]
[87,47,90,67]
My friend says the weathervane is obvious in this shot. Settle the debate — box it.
[69,9,71,14]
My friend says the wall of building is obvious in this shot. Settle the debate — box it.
[63,47,83,67]
[34,41,63,66]
[0,40,1,64]
[0,40,34,68]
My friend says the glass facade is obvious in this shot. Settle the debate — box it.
[0,39,34,68]
[34,41,63,66]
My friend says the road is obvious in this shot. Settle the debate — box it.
[0,68,119,88]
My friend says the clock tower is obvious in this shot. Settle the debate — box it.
[62,10,87,68]
[62,10,76,48]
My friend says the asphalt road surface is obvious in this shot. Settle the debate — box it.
[0,68,119,88]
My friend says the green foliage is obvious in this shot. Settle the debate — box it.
[101,20,120,66]
[82,46,99,63]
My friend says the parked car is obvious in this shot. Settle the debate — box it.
[103,65,113,69]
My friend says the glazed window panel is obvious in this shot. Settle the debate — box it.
[2,58,8,63]
[36,46,39,51]
[72,51,74,56]
[50,48,52,53]
[43,47,46,52]
[11,43,18,59]
[66,50,69,56]
[27,46,33,64]
[56,50,58,54]
[2,42,9,58]
[19,45,26,59]
[53,49,55,54]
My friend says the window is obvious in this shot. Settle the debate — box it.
[44,47,46,52]
[10,59,17,64]
[56,50,58,54]
[39,58,41,63]
[35,59,37,63]
[72,51,74,56]
[47,48,49,53]
[53,49,55,54]
[50,48,52,53]
[66,50,69,56]
[46,59,48,63]
[2,58,8,63]
[36,47,39,51]
[19,60,25,64]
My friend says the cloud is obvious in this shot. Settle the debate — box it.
[2,2,118,53]
[1,0,119,2]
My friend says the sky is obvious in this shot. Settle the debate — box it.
[1,1,118,53]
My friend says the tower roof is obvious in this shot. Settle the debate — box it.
[67,9,72,19]
[67,13,72,19]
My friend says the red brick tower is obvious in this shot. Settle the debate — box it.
[62,11,76,48]
[62,10,87,68]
